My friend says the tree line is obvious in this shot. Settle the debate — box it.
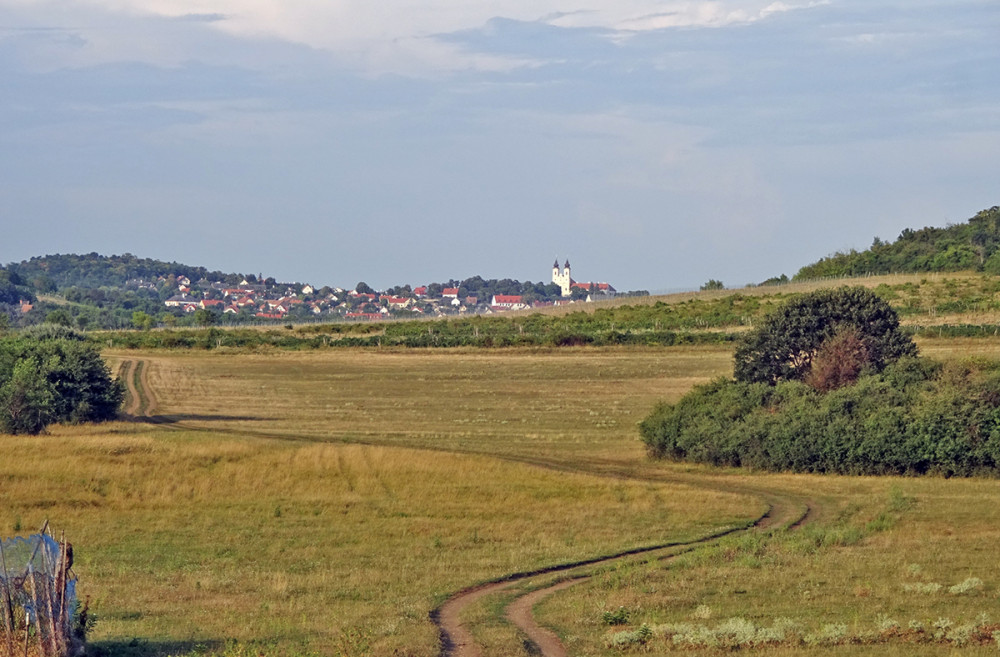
[794,206,1000,280]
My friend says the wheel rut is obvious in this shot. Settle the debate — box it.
[122,358,824,657]
[434,485,815,657]
[118,358,160,420]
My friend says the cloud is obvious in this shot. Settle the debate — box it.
[0,0,833,74]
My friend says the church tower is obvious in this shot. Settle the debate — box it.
[552,258,572,297]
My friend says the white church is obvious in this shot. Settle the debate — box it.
[552,259,616,298]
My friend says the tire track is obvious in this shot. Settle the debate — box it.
[435,488,814,657]
[505,579,583,657]
[118,359,143,417]
[118,358,159,419]
[123,358,822,656]
[117,360,135,415]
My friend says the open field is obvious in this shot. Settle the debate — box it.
[3,340,1000,655]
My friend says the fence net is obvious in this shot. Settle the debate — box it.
[0,533,79,657]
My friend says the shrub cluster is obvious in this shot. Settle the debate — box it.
[639,357,1000,476]
[0,327,123,434]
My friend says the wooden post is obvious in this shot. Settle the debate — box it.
[55,537,66,639]
[26,570,46,657]
[36,545,59,656]
[0,540,15,657]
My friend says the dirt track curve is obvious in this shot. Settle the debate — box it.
[122,358,820,657]
[118,359,157,418]
[433,485,813,657]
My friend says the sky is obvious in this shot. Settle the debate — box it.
[1,1,998,292]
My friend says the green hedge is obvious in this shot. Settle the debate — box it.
[639,357,1000,476]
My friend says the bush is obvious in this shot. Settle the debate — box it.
[0,332,123,434]
[640,357,1000,476]
[733,287,916,385]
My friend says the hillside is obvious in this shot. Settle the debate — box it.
[795,205,1000,279]
[7,252,248,291]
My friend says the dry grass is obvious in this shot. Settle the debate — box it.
[110,347,731,460]
[3,347,756,657]
[539,474,1000,655]
[6,341,1000,656]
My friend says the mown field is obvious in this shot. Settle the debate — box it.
[2,337,999,656]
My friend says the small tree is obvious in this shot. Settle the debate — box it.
[700,279,725,291]
[132,310,154,330]
[193,308,217,327]
[45,309,74,327]
[733,286,916,385]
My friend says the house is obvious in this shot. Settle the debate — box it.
[301,284,315,295]
[413,286,428,297]
[164,294,196,307]
[490,294,527,310]
[442,287,459,298]
[199,299,225,310]
[571,281,616,294]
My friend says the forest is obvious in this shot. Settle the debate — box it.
[794,206,1000,279]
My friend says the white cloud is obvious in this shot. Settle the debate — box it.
[0,0,829,73]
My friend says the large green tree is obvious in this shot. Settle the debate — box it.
[732,286,916,385]
[0,330,123,434]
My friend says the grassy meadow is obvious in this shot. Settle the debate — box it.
[2,336,1000,655]
[2,347,759,657]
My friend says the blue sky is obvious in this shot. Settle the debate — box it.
[1,0,998,291]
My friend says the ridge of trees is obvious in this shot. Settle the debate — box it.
[795,206,1000,279]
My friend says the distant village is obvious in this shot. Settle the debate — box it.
[156,260,617,321]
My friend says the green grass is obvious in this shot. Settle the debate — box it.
[6,340,1000,656]
[3,347,759,657]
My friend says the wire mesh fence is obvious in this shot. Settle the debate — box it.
[0,524,82,657]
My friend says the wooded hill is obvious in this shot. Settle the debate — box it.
[795,206,1000,280]
[8,252,245,291]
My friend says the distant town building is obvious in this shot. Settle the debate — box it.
[552,259,616,298]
